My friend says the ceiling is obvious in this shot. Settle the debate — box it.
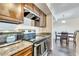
[52,3,79,21]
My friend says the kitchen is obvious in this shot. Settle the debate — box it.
[0,3,53,56]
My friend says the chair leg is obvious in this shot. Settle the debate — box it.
[66,39,69,46]
[60,39,63,46]
[55,35,57,42]
[55,38,57,43]
[73,40,76,47]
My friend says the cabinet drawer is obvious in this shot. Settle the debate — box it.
[13,45,32,56]
[27,53,32,56]
[24,50,32,56]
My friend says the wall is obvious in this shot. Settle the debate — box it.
[53,17,79,40]
[75,32,79,55]
[54,17,79,33]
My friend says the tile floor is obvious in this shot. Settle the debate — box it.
[48,39,76,56]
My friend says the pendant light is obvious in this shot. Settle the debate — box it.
[61,14,66,24]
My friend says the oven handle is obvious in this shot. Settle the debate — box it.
[34,43,40,46]
[34,40,47,47]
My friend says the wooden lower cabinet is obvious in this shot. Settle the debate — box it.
[12,45,33,56]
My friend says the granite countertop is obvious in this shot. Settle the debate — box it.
[36,34,51,40]
[28,34,51,42]
[35,35,51,40]
[0,41,33,56]
[0,34,51,56]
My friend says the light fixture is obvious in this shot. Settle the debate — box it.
[61,20,66,24]
[61,14,66,24]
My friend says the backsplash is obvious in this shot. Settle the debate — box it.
[0,32,22,45]
[0,18,45,34]
[0,22,17,31]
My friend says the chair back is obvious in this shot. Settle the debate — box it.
[61,32,68,39]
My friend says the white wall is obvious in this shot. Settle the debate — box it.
[46,4,53,50]
[54,17,79,33]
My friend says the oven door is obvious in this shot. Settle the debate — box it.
[34,43,41,56]
[34,39,48,56]
[43,40,48,56]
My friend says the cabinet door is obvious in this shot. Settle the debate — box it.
[13,3,24,23]
[31,20,35,26]
[33,5,40,16]
[15,3,24,23]
[43,13,46,27]
[35,20,40,27]
[24,3,34,12]
[39,12,43,27]
[39,11,46,27]
[24,3,40,15]
[0,3,24,24]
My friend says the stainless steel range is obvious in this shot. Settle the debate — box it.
[33,38,48,56]
[23,29,48,56]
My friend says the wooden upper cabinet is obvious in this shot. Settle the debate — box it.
[43,13,46,27]
[24,3,34,12]
[39,11,43,27]
[39,10,46,27]
[24,4,40,16]
[0,3,24,24]
[33,5,40,16]
[24,3,46,27]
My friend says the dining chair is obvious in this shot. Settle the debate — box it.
[73,32,76,47]
[55,32,61,42]
[55,32,57,42]
[60,32,69,46]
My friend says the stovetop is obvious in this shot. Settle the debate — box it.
[23,35,48,43]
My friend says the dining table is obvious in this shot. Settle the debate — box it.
[55,32,75,46]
